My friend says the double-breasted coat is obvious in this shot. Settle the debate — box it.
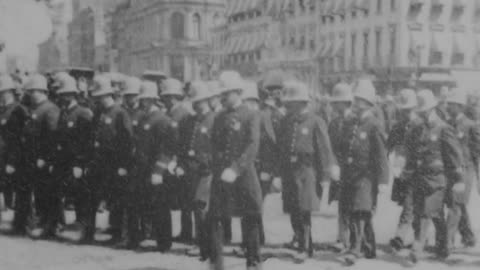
[177,111,216,209]
[404,114,464,216]
[448,113,480,204]
[338,110,389,213]
[209,104,262,218]
[278,110,336,213]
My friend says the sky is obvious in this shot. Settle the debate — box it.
[0,0,54,72]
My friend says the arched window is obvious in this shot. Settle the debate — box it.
[170,12,185,39]
[192,13,201,40]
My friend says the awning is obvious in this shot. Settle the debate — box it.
[224,38,235,54]
[409,30,426,52]
[226,0,240,16]
[354,0,369,10]
[410,0,427,6]
[430,32,450,53]
[322,0,335,15]
[418,72,455,83]
[452,0,467,8]
[245,0,262,11]
[431,0,446,7]
[229,0,246,16]
[245,32,266,51]
[229,36,241,54]
[452,33,469,55]
[334,0,346,14]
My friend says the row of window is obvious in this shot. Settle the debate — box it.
[408,0,476,24]
[224,50,262,65]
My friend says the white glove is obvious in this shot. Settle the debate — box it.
[453,182,466,194]
[168,161,177,175]
[73,167,83,179]
[260,172,271,182]
[5,165,15,175]
[118,168,127,177]
[379,184,389,194]
[330,165,340,181]
[221,168,238,183]
[37,159,46,169]
[175,167,185,177]
[151,174,163,185]
[272,177,282,191]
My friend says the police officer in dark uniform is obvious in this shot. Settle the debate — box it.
[328,82,353,252]
[338,79,389,265]
[0,75,28,234]
[407,89,464,262]
[445,88,480,248]
[22,74,61,238]
[54,74,93,240]
[278,80,337,263]
[208,71,263,270]
[134,81,176,251]
[160,78,193,243]
[178,81,216,260]
[87,76,133,243]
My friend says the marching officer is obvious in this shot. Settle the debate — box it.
[388,89,421,252]
[177,81,216,260]
[277,80,337,263]
[208,71,263,270]
[121,77,143,128]
[86,76,133,243]
[338,79,389,265]
[407,89,464,262]
[22,74,61,238]
[54,74,93,239]
[0,75,28,234]
[134,81,176,251]
[160,78,193,242]
[328,82,354,252]
[445,89,480,248]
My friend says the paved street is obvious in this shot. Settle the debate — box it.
[1,189,480,270]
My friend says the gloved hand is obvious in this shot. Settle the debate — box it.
[453,182,466,194]
[73,167,83,179]
[330,165,340,181]
[175,166,185,177]
[37,159,46,169]
[272,177,282,191]
[260,172,271,182]
[221,168,237,183]
[5,165,15,175]
[168,161,177,175]
[118,168,127,177]
[151,174,163,185]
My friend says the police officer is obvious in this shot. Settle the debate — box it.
[277,80,337,263]
[208,71,263,270]
[407,89,464,262]
[87,76,133,243]
[388,89,421,252]
[160,78,193,242]
[135,81,176,251]
[177,81,216,260]
[54,74,93,240]
[445,89,480,249]
[0,75,28,234]
[338,79,389,265]
[22,74,61,238]
[328,82,353,252]
[121,77,143,128]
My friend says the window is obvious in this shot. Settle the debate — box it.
[309,0,316,12]
[377,0,382,14]
[429,51,443,65]
[391,0,396,11]
[451,52,465,66]
[451,4,465,23]
[430,2,444,23]
[170,12,185,39]
[310,39,315,51]
[363,32,369,66]
[389,25,396,64]
[351,33,356,63]
[375,29,382,65]
[300,35,306,50]
[256,50,261,60]
[299,0,306,13]
[192,13,201,40]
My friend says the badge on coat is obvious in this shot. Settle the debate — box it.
[144,124,151,130]
[105,117,112,125]
[171,121,178,128]
[359,132,367,140]
[132,120,138,126]
[458,132,464,139]
[290,156,298,163]
[0,119,6,125]
[31,114,37,120]
[430,134,438,142]
[188,150,195,157]
[200,126,208,134]
[301,128,309,135]
[67,121,74,128]
[232,120,241,131]
[94,141,100,148]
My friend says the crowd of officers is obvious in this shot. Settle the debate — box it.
[0,68,478,269]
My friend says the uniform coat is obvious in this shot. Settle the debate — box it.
[338,110,389,212]
[209,104,262,218]
[278,110,336,213]
[177,111,216,209]
[404,114,463,216]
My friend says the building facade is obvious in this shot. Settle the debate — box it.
[68,7,95,68]
[112,0,225,81]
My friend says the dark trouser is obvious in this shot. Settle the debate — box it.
[349,211,376,258]
[13,186,30,234]
[179,209,193,240]
[412,214,447,256]
[194,208,210,259]
[210,214,261,269]
[84,163,111,240]
[395,186,414,243]
[338,197,350,248]
[150,185,172,251]
[32,169,62,236]
[289,210,312,254]
[447,203,475,248]
[222,216,232,243]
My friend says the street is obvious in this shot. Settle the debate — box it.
[1,188,480,270]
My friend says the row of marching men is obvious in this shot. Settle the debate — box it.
[0,67,475,269]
